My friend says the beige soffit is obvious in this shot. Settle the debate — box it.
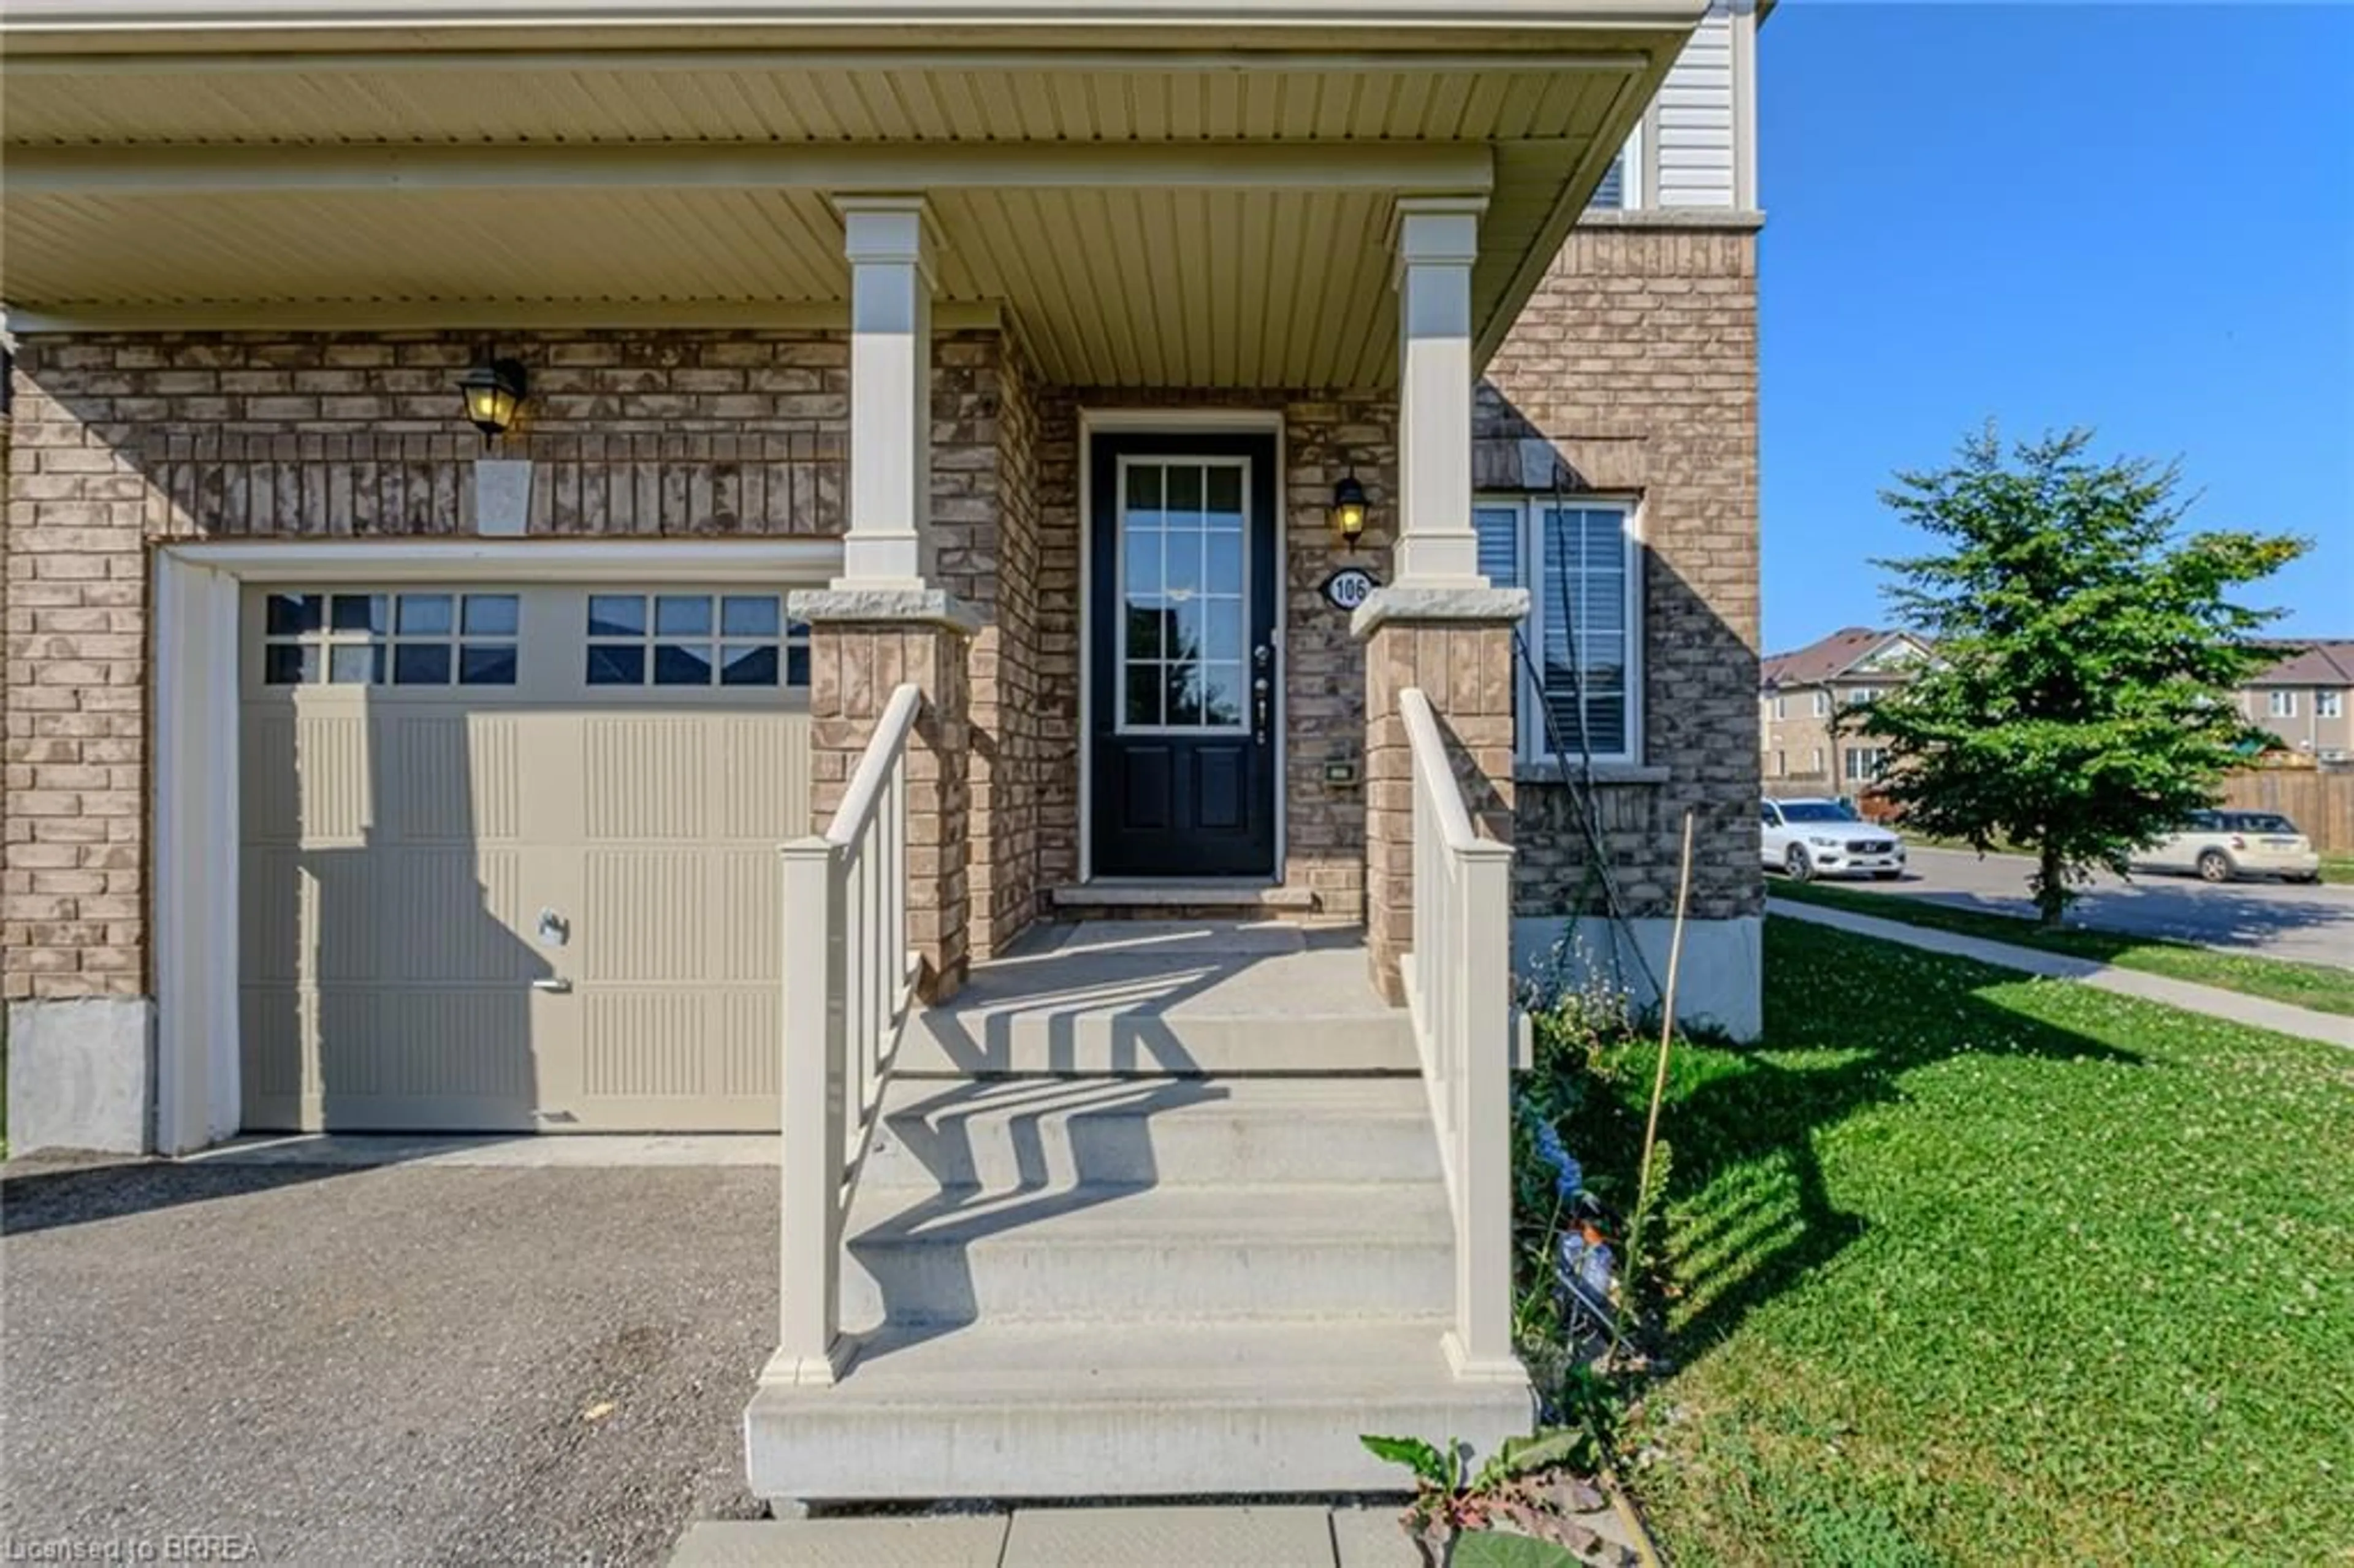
[1,6,1697,384]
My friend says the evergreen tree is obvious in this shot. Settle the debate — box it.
[1862,427,2306,926]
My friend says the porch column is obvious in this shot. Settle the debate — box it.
[837,195,935,588]
[795,191,979,1005]
[1357,197,1524,1002]
[1391,197,1487,587]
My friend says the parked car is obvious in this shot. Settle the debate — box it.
[1761,797,1907,881]
[2131,810,2323,884]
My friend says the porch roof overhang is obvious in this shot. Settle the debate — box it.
[0,3,1704,386]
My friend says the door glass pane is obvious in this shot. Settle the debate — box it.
[395,594,453,636]
[653,643,714,685]
[1124,664,1161,728]
[655,595,712,637]
[1117,458,1250,731]
[462,593,520,636]
[587,595,644,637]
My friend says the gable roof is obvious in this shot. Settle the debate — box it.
[2245,640,2354,687]
[1760,627,1926,689]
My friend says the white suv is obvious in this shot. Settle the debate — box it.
[2131,810,2323,885]
[1761,797,1907,882]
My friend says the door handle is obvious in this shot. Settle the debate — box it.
[531,977,572,994]
[1252,677,1271,745]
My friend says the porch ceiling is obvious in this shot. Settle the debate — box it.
[0,15,1697,385]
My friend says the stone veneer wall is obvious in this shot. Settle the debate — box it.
[1028,387,1396,922]
[1477,221,1763,924]
[0,326,1027,1001]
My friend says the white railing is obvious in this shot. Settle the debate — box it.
[769,682,923,1388]
[1398,687,1520,1380]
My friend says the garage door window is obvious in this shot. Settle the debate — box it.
[262,591,520,687]
[585,593,806,689]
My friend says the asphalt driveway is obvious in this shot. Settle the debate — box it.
[1821,847,2354,970]
[1,1153,775,1566]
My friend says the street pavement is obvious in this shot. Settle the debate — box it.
[1812,846,2354,970]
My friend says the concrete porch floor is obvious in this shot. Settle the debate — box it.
[900,920,1416,1075]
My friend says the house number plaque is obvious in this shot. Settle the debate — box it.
[1320,567,1379,613]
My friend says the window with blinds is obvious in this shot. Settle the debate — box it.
[1472,498,1642,765]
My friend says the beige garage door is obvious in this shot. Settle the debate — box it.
[239,583,810,1133]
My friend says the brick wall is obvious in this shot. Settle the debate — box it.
[935,333,1045,958]
[1479,223,1763,923]
[1029,387,1395,920]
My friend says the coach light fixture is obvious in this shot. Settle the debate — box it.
[1330,470,1368,544]
[455,357,528,445]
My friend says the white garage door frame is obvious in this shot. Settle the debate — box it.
[152,538,843,1155]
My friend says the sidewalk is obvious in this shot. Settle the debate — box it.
[1771,899,2354,1049]
[672,1502,1645,1566]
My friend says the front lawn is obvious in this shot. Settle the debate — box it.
[1550,918,2354,1566]
[1769,875,2354,1019]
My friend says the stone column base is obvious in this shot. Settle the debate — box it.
[1353,586,1529,1005]
[793,588,982,1005]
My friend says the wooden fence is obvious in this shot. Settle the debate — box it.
[2219,769,2354,853]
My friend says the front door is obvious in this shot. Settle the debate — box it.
[1088,430,1279,878]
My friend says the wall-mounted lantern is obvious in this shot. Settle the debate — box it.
[455,357,528,446]
[1330,470,1368,545]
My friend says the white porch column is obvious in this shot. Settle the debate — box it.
[1391,197,1488,587]
[836,195,935,588]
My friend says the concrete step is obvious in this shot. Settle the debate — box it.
[859,1076,1442,1192]
[841,1180,1453,1330]
[745,1318,1533,1502]
[901,924,1413,1075]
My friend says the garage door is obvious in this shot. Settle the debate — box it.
[238,583,811,1133]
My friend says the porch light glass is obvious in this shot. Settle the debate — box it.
[455,358,528,444]
[1330,473,1368,543]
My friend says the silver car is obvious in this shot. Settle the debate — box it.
[2133,810,2323,885]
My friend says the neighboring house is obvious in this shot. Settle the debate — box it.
[1759,626,1931,796]
[1,0,1764,1507]
[2240,641,2354,763]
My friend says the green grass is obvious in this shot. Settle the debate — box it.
[1554,919,2354,1567]
[2320,853,2354,888]
[1768,875,2354,1019]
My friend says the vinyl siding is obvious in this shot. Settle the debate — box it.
[1653,7,1739,209]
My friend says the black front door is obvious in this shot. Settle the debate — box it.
[1088,430,1279,878]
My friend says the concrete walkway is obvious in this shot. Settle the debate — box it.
[672,1503,1644,1566]
[1772,898,2354,1049]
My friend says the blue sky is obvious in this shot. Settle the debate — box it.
[1758,3,2354,652]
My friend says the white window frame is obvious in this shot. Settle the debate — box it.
[1110,452,1254,739]
[1773,749,1786,777]
[2317,690,2343,719]
[1772,694,1786,720]
[1811,690,1830,718]
[2269,690,2298,718]
[1474,493,1644,767]
[1810,747,1824,774]
[1845,686,1873,706]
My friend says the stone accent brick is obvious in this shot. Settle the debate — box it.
[1361,618,1519,1002]
[1480,224,1762,924]
[806,619,974,1004]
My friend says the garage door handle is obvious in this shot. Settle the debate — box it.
[531,977,573,994]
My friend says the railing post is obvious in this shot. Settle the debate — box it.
[1448,840,1521,1382]
[768,837,850,1388]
